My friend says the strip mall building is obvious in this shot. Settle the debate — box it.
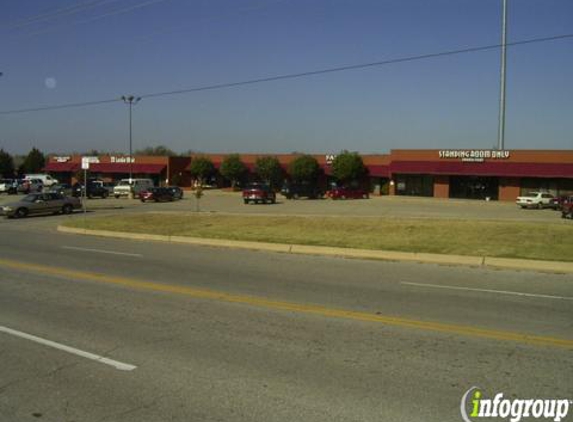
[46,149,573,201]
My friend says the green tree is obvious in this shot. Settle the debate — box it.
[331,151,366,184]
[135,145,177,156]
[0,149,15,177]
[189,156,215,184]
[288,155,320,183]
[220,154,247,188]
[21,147,46,174]
[255,156,283,188]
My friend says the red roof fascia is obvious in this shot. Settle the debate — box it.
[89,163,166,174]
[390,161,573,178]
[44,162,80,172]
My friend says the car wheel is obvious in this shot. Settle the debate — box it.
[62,204,73,215]
[341,195,346,200]
[363,193,369,199]
[15,208,28,218]
[243,199,249,204]
[537,202,543,209]
[293,193,299,200]
[103,191,109,199]
[114,195,120,199]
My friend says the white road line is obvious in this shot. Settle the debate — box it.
[0,326,137,371]
[401,282,573,301]
[62,246,142,257]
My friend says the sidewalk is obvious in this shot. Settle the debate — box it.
[58,225,573,274]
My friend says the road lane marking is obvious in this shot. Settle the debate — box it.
[0,258,572,349]
[62,246,142,258]
[401,282,573,301]
[0,325,136,371]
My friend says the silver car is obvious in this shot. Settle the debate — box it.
[1,192,81,218]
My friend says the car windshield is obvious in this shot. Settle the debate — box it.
[21,194,38,202]
[117,181,132,186]
[523,193,538,198]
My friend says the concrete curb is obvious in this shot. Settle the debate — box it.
[57,225,573,274]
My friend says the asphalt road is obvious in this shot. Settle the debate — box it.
[0,210,572,422]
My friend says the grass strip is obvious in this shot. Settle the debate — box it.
[63,213,573,262]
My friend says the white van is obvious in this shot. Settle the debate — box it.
[113,178,154,198]
[25,174,59,187]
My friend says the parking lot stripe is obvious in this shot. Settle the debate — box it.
[0,325,137,371]
[62,246,142,257]
[1,258,572,349]
[401,282,573,301]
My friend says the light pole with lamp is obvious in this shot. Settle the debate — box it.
[121,95,141,198]
[121,95,141,181]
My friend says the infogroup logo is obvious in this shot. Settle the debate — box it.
[461,387,571,422]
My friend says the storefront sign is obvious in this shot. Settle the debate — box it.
[439,150,510,162]
[325,154,336,165]
[110,156,135,163]
[54,156,71,162]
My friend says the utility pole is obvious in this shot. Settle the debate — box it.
[497,0,508,150]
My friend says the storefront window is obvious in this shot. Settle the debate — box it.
[395,175,433,197]
[450,176,499,200]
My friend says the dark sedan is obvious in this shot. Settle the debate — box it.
[139,187,176,202]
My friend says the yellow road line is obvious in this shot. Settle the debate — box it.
[1,257,572,349]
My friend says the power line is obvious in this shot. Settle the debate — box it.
[0,0,121,31]
[1,33,572,116]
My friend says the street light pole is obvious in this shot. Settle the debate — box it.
[121,95,141,183]
[497,0,508,150]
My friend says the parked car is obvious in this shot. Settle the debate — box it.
[0,179,18,194]
[17,178,43,194]
[24,174,59,187]
[562,200,573,219]
[72,181,109,198]
[167,186,184,200]
[49,183,73,197]
[550,195,573,211]
[114,178,154,198]
[515,192,554,209]
[326,186,369,200]
[139,187,176,202]
[281,182,324,200]
[242,183,276,204]
[1,192,81,218]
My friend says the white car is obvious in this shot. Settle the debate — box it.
[516,192,554,209]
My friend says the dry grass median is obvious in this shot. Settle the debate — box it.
[63,213,573,262]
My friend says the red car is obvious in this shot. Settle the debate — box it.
[326,186,369,200]
[561,199,573,219]
[242,183,276,204]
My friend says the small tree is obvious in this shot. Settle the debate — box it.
[255,156,283,188]
[189,156,215,185]
[21,147,46,174]
[288,155,320,183]
[220,154,247,189]
[331,151,366,184]
[0,149,15,177]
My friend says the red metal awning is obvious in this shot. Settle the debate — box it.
[44,162,81,172]
[390,161,573,178]
[88,163,166,174]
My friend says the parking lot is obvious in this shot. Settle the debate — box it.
[0,189,567,224]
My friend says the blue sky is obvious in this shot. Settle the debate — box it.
[0,0,572,155]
